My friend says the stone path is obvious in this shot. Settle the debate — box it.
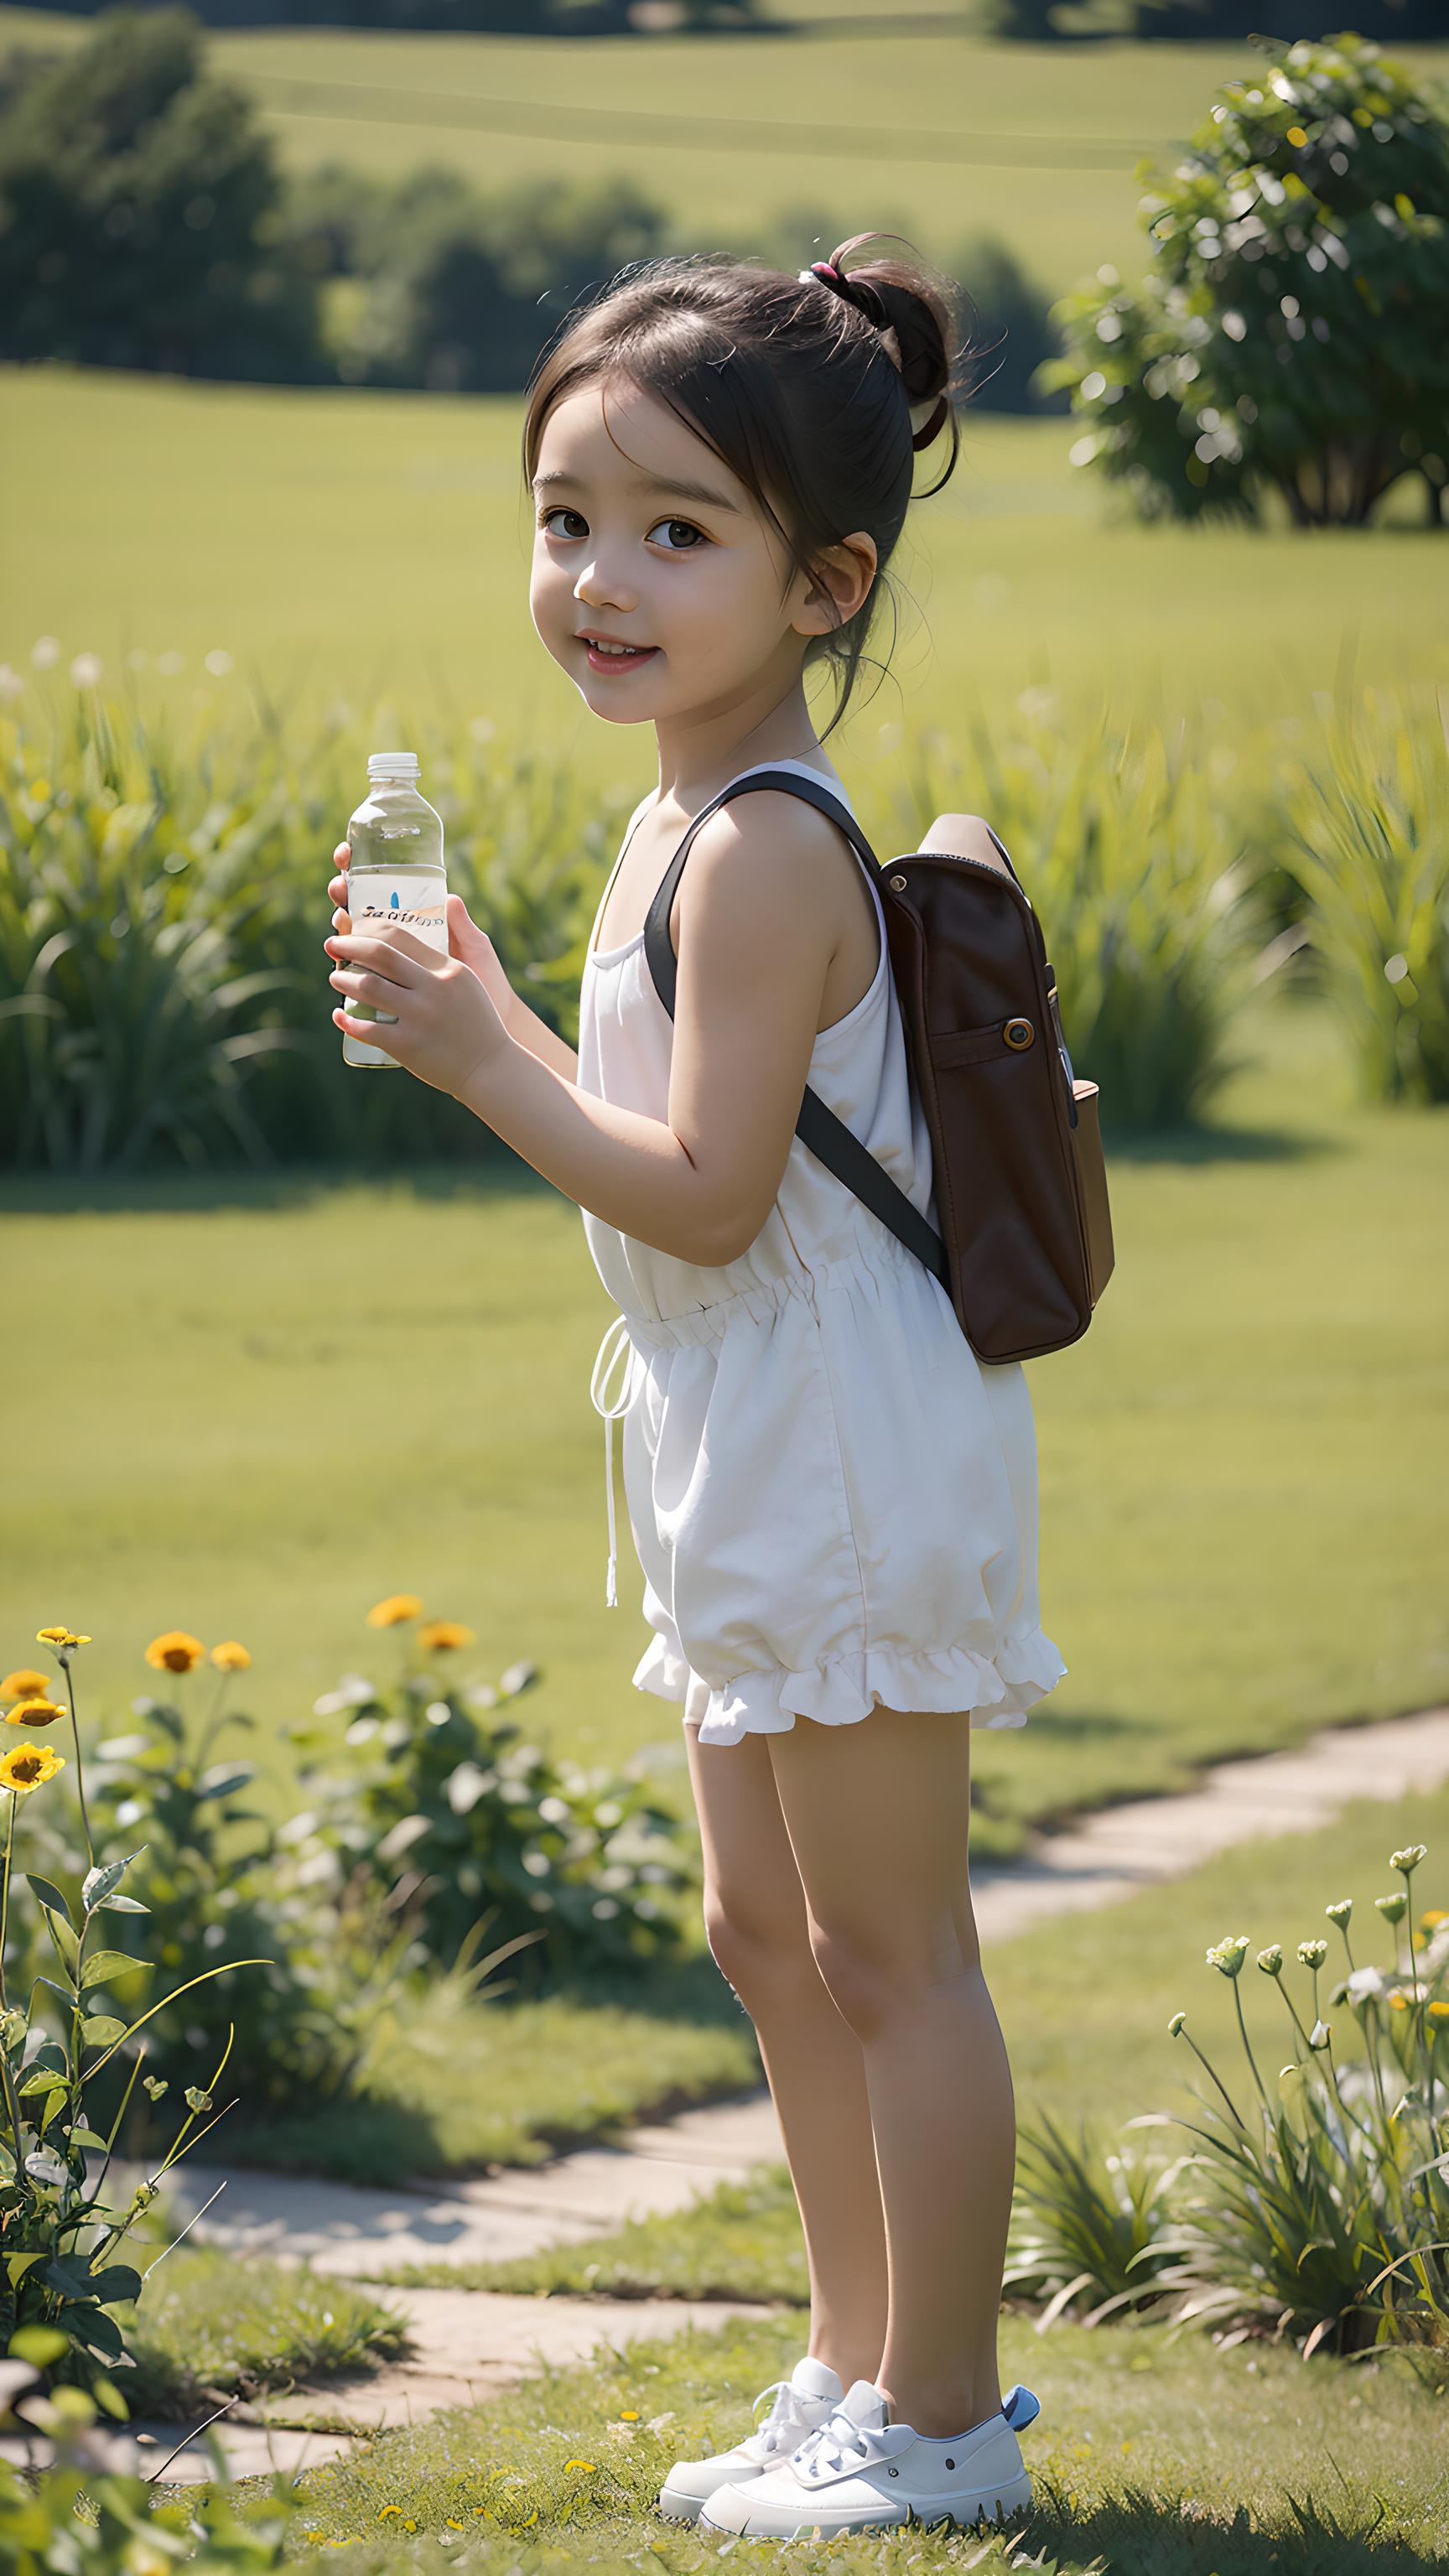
[33,1701,1448,2484]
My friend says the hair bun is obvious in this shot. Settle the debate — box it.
[803,236,957,449]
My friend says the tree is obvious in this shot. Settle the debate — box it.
[1045,34,1449,527]
[1134,0,1449,39]
[0,5,318,379]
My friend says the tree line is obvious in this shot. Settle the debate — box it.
[0,6,1059,406]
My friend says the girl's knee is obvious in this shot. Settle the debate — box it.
[807,1919,983,2039]
[704,1886,816,2008]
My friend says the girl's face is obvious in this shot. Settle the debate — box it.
[528,375,874,734]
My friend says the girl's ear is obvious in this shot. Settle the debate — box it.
[794,532,878,636]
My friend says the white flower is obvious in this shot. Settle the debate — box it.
[30,636,60,669]
[204,648,233,677]
[157,650,184,676]
[70,652,103,688]
[0,665,22,699]
[1346,1966,1385,2004]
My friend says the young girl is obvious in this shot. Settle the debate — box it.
[325,234,1062,2542]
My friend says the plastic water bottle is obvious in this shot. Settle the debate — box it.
[341,751,449,1070]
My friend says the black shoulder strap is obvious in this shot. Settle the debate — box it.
[641,768,948,1292]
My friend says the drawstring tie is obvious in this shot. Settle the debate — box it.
[589,1311,642,1609]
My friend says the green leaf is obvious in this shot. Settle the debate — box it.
[71,2306,125,2361]
[92,2375,129,2421]
[5,2256,49,2289]
[85,2266,142,2307]
[196,1764,254,1801]
[8,2325,66,2365]
[65,2127,110,2153]
[81,1849,147,1914]
[80,2016,127,2048]
[18,2070,69,2100]
[44,2257,97,2303]
[79,1950,147,1992]
[23,1875,72,1928]
[37,1909,80,1978]
[96,1893,150,1914]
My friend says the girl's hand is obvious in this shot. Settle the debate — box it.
[325,870,512,1099]
[328,845,521,1032]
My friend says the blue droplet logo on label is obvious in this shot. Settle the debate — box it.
[390,891,400,909]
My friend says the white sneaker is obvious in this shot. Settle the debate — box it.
[696,2375,1041,2539]
[656,2355,844,2525]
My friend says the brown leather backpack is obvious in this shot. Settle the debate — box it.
[642,766,1115,1363]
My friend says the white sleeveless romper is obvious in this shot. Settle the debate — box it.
[576,756,1067,1750]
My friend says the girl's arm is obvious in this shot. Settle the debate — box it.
[453,791,848,1269]
[505,991,579,1084]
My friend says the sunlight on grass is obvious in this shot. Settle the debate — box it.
[122,2246,404,2419]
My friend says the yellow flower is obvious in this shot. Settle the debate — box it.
[209,1639,251,1671]
[366,1594,423,1628]
[1389,1992,1410,2011]
[377,2506,402,2519]
[28,778,52,803]
[145,1630,205,1675]
[417,1619,475,1654]
[1423,1910,1446,1930]
[1,1670,51,1701]
[621,2409,640,2420]
[35,1628,91,1650]
[1429,2001,1449,2023]
[3,1700,65,1729]
[1285,124,1308,146]
[564,2460,597,2473]
[0,1744,65,1795]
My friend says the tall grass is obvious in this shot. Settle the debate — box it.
[0,688,630,1171]
[1280,693,1449,1107]
[889,709,1275,1130]
[3,679,1445,1170]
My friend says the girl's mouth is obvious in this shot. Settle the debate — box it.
[582,640,660,674]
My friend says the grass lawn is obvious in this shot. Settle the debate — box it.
[212,2303,1449,2572]
[356,1774,1449,2293]
[6,994,1446,1862]
[3,367,1443,755]
[121,2245,404,2418]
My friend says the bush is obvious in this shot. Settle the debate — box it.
[0,6,319,381]
[1046,34,1449,527]
[288,1595,699,1987]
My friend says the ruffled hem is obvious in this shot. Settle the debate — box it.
[631,1626,1067,1747]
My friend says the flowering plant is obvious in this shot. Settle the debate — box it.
[0,1628,267,2407]
[284,1595,698,1985]
[1150,1840,1449,2374]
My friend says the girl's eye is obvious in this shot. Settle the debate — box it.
[538,506,587,539]
[647,517,706,552]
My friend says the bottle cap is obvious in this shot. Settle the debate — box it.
[367,750,420,782]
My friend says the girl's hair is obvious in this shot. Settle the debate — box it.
[521,232,966,740]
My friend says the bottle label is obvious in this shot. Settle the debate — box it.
[351,870,448,948]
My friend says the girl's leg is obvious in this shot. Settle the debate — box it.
[766,1706,1012,2439]
[684,1717,888,2390]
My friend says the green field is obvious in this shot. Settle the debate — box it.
[6,994,1446,1854]
[3,368,1445,778]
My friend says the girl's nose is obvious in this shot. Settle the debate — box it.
[575,570,637,615]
